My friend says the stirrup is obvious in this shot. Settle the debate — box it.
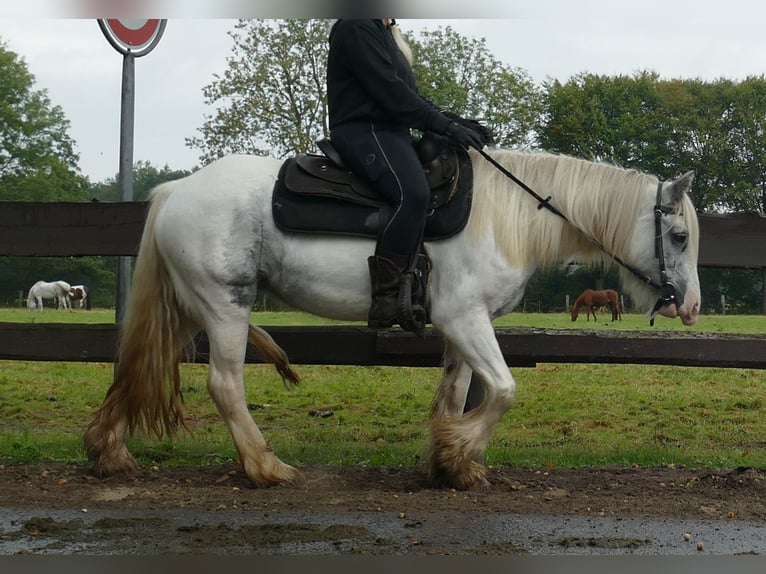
[397,271,427,338]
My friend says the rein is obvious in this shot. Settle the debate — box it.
[476,148,677,325]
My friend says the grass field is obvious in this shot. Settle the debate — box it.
[1,308,766,471]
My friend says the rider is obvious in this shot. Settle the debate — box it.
[326,18,490,335]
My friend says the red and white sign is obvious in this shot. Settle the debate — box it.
[99,19,166,55]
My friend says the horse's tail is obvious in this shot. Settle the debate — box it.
[248,325,300,387]
[26,285,36,310]
[86,185,192,441]
[85,286,92,310]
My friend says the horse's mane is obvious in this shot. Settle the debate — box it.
[467,149,697,269]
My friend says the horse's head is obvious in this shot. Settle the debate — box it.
[623,171,701,326]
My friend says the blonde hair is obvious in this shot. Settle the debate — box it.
[389,21,413,65]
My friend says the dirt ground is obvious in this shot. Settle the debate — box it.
[4,462,766,518]
[2,462,766,555]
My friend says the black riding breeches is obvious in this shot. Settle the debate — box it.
[330,122,429,264]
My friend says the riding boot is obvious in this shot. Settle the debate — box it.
[367,255,405,330]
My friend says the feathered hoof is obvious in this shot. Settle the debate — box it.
[86,444,138,477]
[428,457,489,490]
[83,427,137,477]
[244,459,305,488]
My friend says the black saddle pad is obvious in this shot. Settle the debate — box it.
[272,147,473,241]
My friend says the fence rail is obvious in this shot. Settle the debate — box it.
[2,201,766,368]
[3,202,766,267]
[1,323,765,369]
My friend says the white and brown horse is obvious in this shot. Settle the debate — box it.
[85,149,701,490]
[69,284,91,309]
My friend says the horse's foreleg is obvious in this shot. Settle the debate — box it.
[206,319,303,488]
[430,341,474,420]
[427,317,516,490]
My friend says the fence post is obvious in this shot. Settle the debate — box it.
[720,294,726,315]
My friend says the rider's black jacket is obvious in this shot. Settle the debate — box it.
[326,19,449,134]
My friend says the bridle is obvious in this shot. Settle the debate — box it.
[476,148,678,325]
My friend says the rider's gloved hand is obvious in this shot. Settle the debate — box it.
[443,121,484,150]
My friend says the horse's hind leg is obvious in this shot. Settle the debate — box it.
[205,311,303,487]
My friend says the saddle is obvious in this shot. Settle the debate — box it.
[272,134,473,240]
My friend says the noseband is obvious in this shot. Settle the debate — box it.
[477,149,678,325]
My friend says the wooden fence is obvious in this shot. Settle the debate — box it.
[2,201,766,368]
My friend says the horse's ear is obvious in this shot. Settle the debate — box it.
[668,171,695,202]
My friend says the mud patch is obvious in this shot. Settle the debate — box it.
[177,522,371,550]
[557,536,652,549]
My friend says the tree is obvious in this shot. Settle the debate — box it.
[539,71,671,173]
[187,19,330,163]
[409,26,543,149]
[0,40,89,201]
[539,72,766,214]
[0,40,101,306]
[90,161,193,202]
[722,76,766,212]
[187,20,545,164]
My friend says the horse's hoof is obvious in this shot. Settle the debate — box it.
[90,453,138,478]
[428,460,488,490]
[244,460,305,488]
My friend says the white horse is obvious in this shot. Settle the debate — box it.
[84,149,701,490]
[26,280,72,311]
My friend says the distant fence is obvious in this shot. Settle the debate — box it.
[2,201,766,368]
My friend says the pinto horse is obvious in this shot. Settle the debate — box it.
[69,284,91,309]
[571,288,622,322]
[84,149,701,490]
[26,280,72,311]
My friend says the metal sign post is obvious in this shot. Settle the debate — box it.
[98,19,167,323]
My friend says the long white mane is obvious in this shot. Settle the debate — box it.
[467,149,698,270]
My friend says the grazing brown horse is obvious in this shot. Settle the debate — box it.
[571,289,622,321]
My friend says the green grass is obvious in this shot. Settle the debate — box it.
[1,308,766,471]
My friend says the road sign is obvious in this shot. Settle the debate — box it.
[98,19,166,57]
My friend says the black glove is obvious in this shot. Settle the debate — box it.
[443,121,484,150]
[443,111,496,146]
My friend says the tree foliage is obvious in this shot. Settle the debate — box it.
[187,19,331,163]
[186,20,545,163]
[90,161,192,202]
[539,72,766,214]
[409,26,543,148]
[0,40,89,201]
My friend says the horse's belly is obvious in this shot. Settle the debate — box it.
[264,234,375,322]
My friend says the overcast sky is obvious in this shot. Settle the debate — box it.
[1,9,766,183]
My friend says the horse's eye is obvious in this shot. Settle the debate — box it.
[671,231,688,245]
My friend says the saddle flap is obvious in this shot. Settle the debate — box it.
[284,154,383,206]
